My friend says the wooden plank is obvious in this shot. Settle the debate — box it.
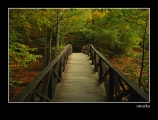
[94,52,98,72]
[98,58,102,82]
[107,70,114,101]
[41,71,51,94]
[118,78,126,91]
[53,60,60,75]
[113,72,121,97]
[52,68,61,82]
[89,46,92,60]
[35,79,43,89]
[29,90,36,102]
[34,89,53,102]
[54,53,106,102]
[92,49,94,65]
[104,78,109,99]
[47,70,53,99]
[101,60,107,74]
[113,89,131,102]
[23,93,33,102]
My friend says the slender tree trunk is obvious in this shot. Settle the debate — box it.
[44,25,48,67]
[138,17,148,87]
[49,23,52,63]
[56,10,60,56]
[138,29,146,87]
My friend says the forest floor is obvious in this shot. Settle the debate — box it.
[9,58,44,102]
[8,50,149,102]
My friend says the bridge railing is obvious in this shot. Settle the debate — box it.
[12,44,72,102]
[82,44,149,102]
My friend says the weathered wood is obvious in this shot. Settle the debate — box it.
[107,70,114,101]
[12,44,72,102]
[54,53,106,102]
[82,44,149,102]
[30,91,35,102]
[47,70,53,99]
[112,89,131,102]
[94,53,99,72]
[118,78,126,91]
[113,72,121,98]
[41,72,51,94]
[58,61,62,80]
[98,58,103,83]
[54,60,60,74]
[101,61,107,74]
[52,68,61,82]
[23,92,32,102]
[12,43,149,102]
[34,89,53,102]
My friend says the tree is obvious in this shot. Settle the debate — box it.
[9,9,43,86]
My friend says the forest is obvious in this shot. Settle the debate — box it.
[9,8,149,101]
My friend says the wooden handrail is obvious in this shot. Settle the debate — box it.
[81,44,149,102]
[12,44,72,102]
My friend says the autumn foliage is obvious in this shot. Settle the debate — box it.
[9,8,149,101]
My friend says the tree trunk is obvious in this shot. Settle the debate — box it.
[56,10,60,56]
[138,17,148,87]
[44,25,48,67]
[49,23,52,64]
[138,29,146,87]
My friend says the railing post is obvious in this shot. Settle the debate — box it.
[107,69,114,102]
[47,69,54,100]
[94,52,97,72]
[89,45,92,60]
[98,58,103,83]
[91,49,94,65]
[81,44,149,102]
[87,44,90,56]
[113,72,121,101]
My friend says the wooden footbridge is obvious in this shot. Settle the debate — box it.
[12,44,149,102]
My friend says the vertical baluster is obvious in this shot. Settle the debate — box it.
[101,61,109,99]
[90,46,92,60]
[113,72,121,101]
[98,58,103,83]
[40,72,51,102]
[54,60,60,82]
[52,72,57,102]
[128,89,143,102]
[61,55,64,72]
[64,52,68,64]
[82,46,85,53]
[83,46,85,53]
[87,45,89,56]
[91,49,94,65]
[23,92,34,102]
[94,52,98,72]
[47,68,58,101]
[30,90,36,102]
[47,69,54,101]
[70,45,73,54]
[85,45,87,54]
[107,69,114,102]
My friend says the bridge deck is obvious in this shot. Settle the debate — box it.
[54,53,106,102]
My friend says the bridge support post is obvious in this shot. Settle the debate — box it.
[107,70,114,101]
